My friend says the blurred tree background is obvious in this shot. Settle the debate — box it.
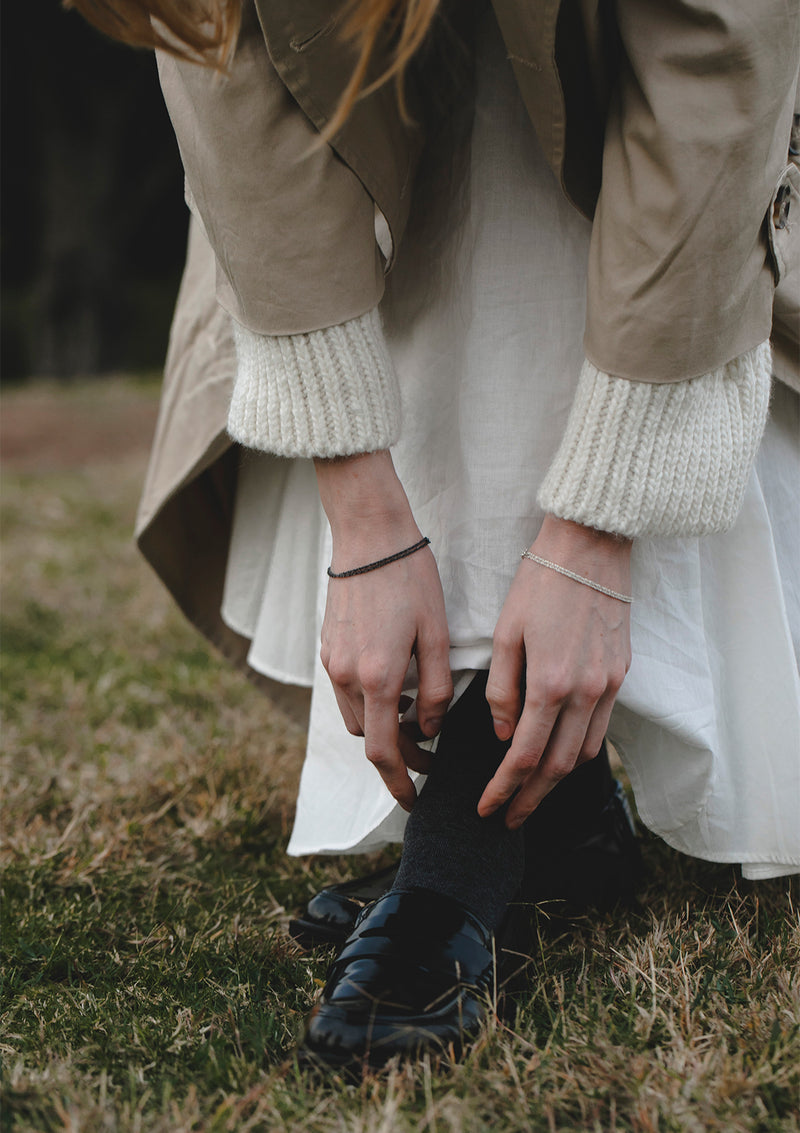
[1,0,189,380]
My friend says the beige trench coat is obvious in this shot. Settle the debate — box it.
[136,0,800,673]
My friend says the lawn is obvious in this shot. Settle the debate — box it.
[1,379,798,1132]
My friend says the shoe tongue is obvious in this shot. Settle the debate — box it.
[356,889,491,946]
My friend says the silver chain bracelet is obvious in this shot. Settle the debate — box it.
[521,550,633,603]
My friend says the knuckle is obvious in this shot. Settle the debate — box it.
[365,747,389,769]
[422,680,454,706]
[609,664,628,691]
[575,677,605,705]
[325,656,353,688]
[358,657,390,697]
[604,677,621,698]
[512,750,540,776]
[492,626,517,654]
[547,761,572,784]
[543,673,570,704]
[485,680,515,712]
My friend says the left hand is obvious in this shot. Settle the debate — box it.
[479,514,632,828]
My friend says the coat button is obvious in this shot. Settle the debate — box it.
[774,184,791,230]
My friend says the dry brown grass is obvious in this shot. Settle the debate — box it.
[2,379,799,1132]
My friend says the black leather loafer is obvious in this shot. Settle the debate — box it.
[523,780,642,912]
[288,863,399,949]
[300,888,495,1069]
[291,777,641,950]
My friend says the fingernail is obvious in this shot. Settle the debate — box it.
[493,718,511,741]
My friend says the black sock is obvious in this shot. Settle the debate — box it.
[392,672,524,931]
[520,741,623,907]
[525,742,614,846]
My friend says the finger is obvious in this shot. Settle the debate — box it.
[363,694,418,812]
[486,624,525,741]
[477,699,559,818]
[323,647,365,727]
[504,708,594,828]
[398,726,433,775]
[332,685,364,737]
[579,690,617,763]
[399,717,426,743]
[414,624,453,738]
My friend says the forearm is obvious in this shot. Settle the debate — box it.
[314,450,422,567]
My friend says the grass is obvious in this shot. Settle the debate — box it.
[2,379,799,1132]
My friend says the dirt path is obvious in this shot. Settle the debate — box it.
[0,379,159,473]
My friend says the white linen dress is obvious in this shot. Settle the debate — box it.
[220,17,800,879]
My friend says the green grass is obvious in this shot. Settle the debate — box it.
[2,381,799,1132]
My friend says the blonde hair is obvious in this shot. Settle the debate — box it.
[65,0,441,123]
[329,0,441,134]
[63,0,241,67]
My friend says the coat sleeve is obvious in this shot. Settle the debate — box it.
[583,0,800,383]
[156,0,385,337]
[534,1,795,536]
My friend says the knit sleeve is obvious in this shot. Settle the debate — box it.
[227,308,401,459]
[536,342,772,538]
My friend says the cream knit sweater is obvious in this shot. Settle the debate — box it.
[228,309,772,539]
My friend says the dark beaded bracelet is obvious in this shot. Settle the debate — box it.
[327,537,431,578]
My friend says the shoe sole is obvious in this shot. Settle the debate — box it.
[288,917,349,950]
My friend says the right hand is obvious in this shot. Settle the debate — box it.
[315,450,453,811]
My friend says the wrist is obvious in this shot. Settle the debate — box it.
[529,515,632,586]
[315,450,420,552]
[534,515,632,554]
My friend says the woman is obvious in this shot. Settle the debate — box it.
[69,0,800,1068]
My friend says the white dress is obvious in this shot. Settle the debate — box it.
[221,17,800,879]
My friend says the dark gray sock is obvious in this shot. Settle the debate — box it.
[392,672,524,930]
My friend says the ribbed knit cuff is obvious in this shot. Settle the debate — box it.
[227,308,401,458]
[537,342,772,538]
